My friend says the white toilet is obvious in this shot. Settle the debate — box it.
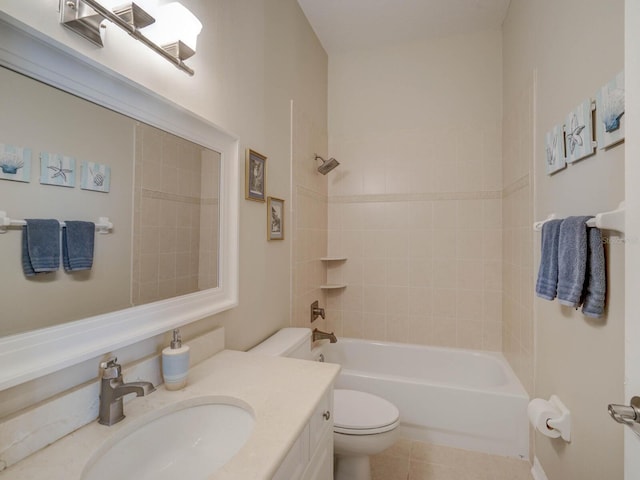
[250,328,400,480]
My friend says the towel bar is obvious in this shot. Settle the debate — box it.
[533,202,625,234]
[533,214,558,231]
[0,211,113,234]
[585,202,625,233]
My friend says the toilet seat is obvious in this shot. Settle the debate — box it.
[333,389,400,435]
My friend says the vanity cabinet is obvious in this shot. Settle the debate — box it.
[273,387,334,480]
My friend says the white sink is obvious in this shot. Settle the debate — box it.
[82,397,255,480]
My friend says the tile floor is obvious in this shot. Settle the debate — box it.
[371,438,533,480]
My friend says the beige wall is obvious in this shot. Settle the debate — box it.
[326,30,504,348]
[0,67,134,336]
[0,0,327,416]
[503,0,625,478]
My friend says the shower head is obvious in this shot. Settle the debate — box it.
[314,154,340,175]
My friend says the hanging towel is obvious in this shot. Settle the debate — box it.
[557,216,593,307]
[62,221,95,272]
[581,227,606,318]
[535,219,563,300]
[22,219,60,276]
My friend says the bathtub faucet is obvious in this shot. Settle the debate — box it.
[313,328,337,343]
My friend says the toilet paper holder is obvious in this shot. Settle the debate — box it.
[546,395,571,442]
[547,395,571,442]
[529,395,571,442]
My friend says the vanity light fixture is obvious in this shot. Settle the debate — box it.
[142,2,203,61]
[60,0,202,75]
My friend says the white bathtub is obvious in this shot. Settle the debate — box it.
[315,338,529,459]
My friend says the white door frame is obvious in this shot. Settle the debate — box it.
[625,0,640,478]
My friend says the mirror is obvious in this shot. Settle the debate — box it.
[0,67,221,337]
[0,18,239,390]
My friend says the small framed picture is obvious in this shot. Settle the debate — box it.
[245,149,266,202]
[596,71,625,149]
[40,152,76,187]
[544,125,566,175]
[81,161,111,193]
[565,99,596,164]
[0,143,31,183]
[267,196,284,240]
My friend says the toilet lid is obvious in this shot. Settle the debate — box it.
[333,389,400,435]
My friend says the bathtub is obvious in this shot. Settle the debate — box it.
[315,338,529,459]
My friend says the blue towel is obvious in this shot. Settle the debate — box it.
[535,219,563,300]
[22,219,60,276]
[62,221,95,272]
[557,216,593,307]
[581,227,606,318]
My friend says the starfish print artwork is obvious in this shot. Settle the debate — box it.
[565,113,585,155]
[40,153,76,187]
[565,100,596,164]
[48,159,73,183]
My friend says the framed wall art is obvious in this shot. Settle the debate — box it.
[267,196,284,240]
[0,143,31,183]
[245,148,266,202]
[40,152,76,187]
[81,161,111,193]
[596,71,625,149]
[565,99,596,164]
[545,125,566,175]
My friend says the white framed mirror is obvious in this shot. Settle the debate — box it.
[0,16,239,390]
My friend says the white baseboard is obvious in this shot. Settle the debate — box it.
[531,457,549,480]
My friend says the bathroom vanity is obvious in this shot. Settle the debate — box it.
[0,350,340,480]
[272,383,334,480]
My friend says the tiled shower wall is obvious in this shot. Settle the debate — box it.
[325,31,504,350]
[501,79,535,395]
[198,148,220,290]
[132,123,219,305]
[326,125,503,349]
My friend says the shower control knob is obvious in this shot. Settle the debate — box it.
[323,410,331,421]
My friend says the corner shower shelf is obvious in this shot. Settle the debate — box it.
[320,257,347,262]
[320,283,347,290]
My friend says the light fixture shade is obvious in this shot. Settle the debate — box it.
[99,0,158,15]
[98,0,158,28]
[142,2,202,53]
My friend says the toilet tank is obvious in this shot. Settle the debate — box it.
[249,328,313,360]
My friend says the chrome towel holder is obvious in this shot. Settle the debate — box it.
[533,201,625,233]
[0,210,113,234]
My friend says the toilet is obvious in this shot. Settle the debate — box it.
[250,328,400,480]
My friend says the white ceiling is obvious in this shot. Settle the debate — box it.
[296,0,511,55]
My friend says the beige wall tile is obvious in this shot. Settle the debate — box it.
[325,31,503,352]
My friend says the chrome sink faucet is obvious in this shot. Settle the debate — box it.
[98,357,155,426]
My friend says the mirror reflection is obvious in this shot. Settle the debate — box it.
[0,66,220,337]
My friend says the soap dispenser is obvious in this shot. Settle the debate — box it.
[162,329,190,390]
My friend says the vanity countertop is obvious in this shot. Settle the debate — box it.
[0,349,341,480]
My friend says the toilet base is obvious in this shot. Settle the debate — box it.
[334,453,371,480]
[333,427,399,480]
